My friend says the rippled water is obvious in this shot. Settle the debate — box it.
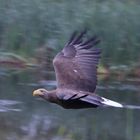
[0,69,140,140]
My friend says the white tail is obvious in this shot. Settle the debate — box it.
[101,97,123,108]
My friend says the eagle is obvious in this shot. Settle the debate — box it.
[33,30,131,109]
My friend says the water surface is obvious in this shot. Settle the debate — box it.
[0,69,140,140]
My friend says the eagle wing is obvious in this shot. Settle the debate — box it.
[53,31,101,93]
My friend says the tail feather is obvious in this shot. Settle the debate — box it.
[101,97,140,109]
[101,97,123,108]
[80,95,124,108]
[79,94,140,109]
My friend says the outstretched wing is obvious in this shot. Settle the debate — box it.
[53,31,101,93]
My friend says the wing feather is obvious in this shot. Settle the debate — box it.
[53,31,101,92]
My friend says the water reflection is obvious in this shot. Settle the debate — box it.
[0,69,140,140]
[0,99,22,112]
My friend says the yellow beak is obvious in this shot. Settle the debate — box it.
[33,89,43,96]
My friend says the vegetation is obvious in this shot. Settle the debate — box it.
[0,0,140,67]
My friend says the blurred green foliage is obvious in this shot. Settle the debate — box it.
[0,0,140,65]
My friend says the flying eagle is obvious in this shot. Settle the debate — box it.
[33,30,133,109]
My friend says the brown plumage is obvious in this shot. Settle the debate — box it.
[33,30,123,109]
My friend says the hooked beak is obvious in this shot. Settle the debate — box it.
[33,89,44,96]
